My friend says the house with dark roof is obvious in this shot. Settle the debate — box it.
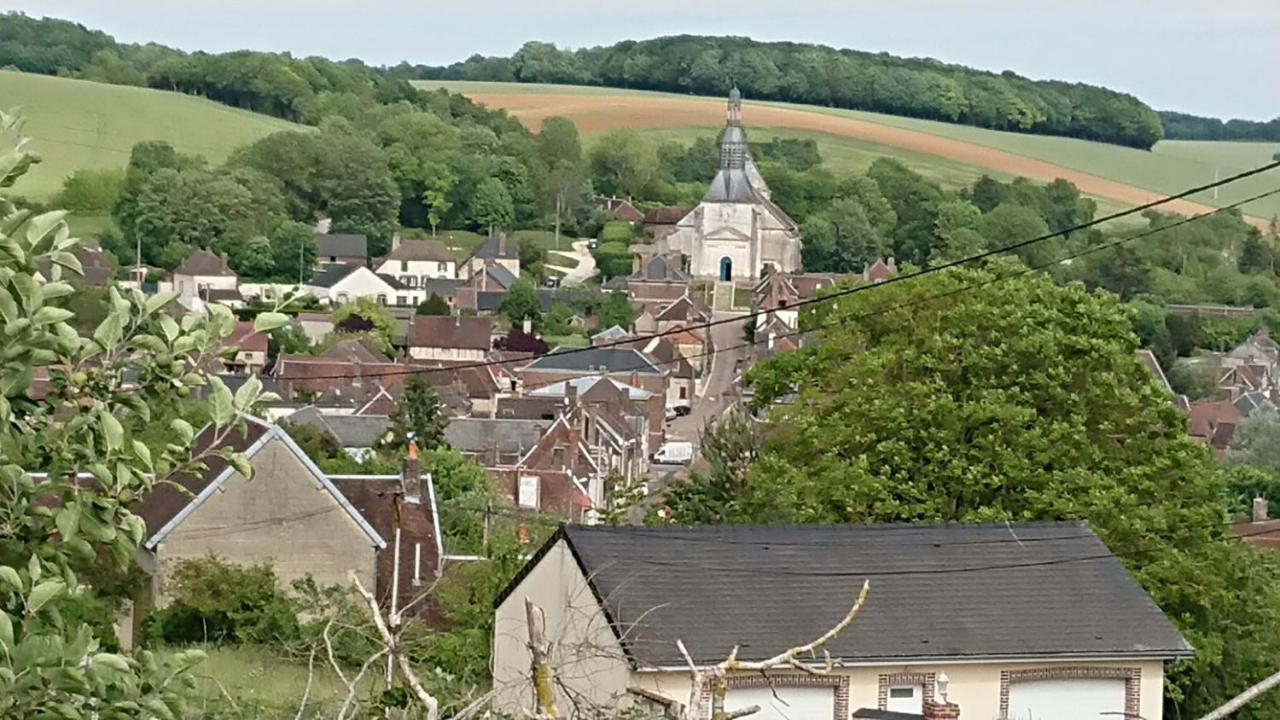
[594,196,644,223]
[407,315,494,362]
[520,347,671,407]
[284,406,392,461]
[463,232,521,280]
[314,233,368,267]
[493,523,1190,720]
[374,238,457,286]
[310,264,424,308]
[221,321,268,374]
[172,249,237,303]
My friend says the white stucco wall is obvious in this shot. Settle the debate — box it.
[407,347,487,362]
[174,273,237,299]
[323,267,424,307]
[493,539,631,716]
[630,660,1166,720]
[665,202,800,280]
[374,258,457,282]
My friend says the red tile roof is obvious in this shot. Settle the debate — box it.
[174,249,235,277]
[643,207,692,225]
[407,316,493,351]
[384,240,455,264]
[225,321,268,353]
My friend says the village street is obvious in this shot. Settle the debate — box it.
[666,311,750,442]
[546,239,596,285]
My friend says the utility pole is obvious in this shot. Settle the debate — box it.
[298,237,305,287]
[554,191,563,251]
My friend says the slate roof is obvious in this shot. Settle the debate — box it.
[174,249,235,277]
[315,233,368,260]
[285,406,391,448]
[421,279,464,299]
[486,263,518,290]
[311,264,361,288]
[407,316,492,351]
[523,347,665,376]
[445,418,550,456]
[384,240,454,264]
[470,233,519,260]
[528,376,652,401]
[517,523,1192,667]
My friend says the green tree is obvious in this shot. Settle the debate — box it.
[597,290,636,330]
[732,260,1280,717]
[330,297,395,342]
[381,375,448,453]
[498,277,543,331]
[472,177,514,233]
[538,116,582,168]
[56,167,125,213]
[1228,407,1280,475]
[665,405,760,524]
[542,303,576,336]
[421,163,457,237]
[416,293,451,316]
[0,112,274,717]
[588,128,658,199]
[267,220,317,284]
[977,203,1055,267]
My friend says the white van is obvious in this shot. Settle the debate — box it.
[652,441,694,465]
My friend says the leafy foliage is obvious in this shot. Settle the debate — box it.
[381,375,448,453]
[144,558,299,646]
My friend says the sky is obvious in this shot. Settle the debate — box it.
[4,0,1278,120]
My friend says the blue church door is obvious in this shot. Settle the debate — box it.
[719,256,733,281]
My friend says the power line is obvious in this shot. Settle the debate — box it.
[264,161,1280,384]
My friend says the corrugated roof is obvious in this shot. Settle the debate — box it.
[536,523,1191,667]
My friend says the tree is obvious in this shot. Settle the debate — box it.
[421,163,457,237]
[57,167,124,213]
[472,177,514,233]
[665,405,761,524]
[733,260,1280,717]
[267,220,317,284]
[542,303,576,337]
[597,290,636,330]
[1228,407,1280,475]
[977,203,1055,267]
[331,296,395,342]
[416,293,450,316]
[0,111,275,717]
[538,116,582,168]
[498,277,543,331]
[381,376,448,452]
[588,128,658,199]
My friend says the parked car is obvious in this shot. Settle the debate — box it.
[588,238,599,250]
[673,405,692,417]
[544,276,561,288]
[665,407,678,421]
[652,441,694,465]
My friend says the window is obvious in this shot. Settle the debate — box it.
[336,292,349,304]
[377,294,388,305]
[518,475,540,509]
[329,255,337,262]
[438,261,449,273]
[679,386,688,400]
[887,686,922,714]
[400,260,409,272]
[397,295,407,306]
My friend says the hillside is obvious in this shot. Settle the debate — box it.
[0,70,301,199]
[417,81,1280,225]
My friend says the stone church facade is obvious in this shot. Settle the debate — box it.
[658,88,803,281]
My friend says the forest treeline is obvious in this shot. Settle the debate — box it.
[411,35,1167,149]
[1159,111,1280,142]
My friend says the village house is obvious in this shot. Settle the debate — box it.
[519,347,672,407]
[220,321,268,375]
[633,293,713,337]
[37,246,115,287]
[284,406,392,461]
[310,264,425,308]
[498,376,660,468]
[462,232,521,281]
[314,233,368,267]
[594,196,644,223]
[374,238,458,286]
[624,335,697,407]
[454,262,520,312]
[406,315,493,363]
[446,418,551,466]
[620,252,693,306]
[172,249,237,304]
[483,412,600,522]
[295,312,334,345]
[494,523,1191,720]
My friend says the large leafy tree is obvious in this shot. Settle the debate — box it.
[471,177,515,234]
[672,260,1280,717]
[0,111,280,717]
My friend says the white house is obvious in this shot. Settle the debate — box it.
[374,239,457,286]
[172,249,238,301]
[406,315,493,362]
[310,264,424,308]
[493,523,1191,720]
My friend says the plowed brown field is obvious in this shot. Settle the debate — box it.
[468,91,1268,228]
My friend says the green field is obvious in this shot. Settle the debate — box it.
[420,81,1280,221]
[1,70,301,199]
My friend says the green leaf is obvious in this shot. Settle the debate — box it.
[0,566,22,593]
[101,412,124,452]
[92,310,123,350]
[0,610,12,650]
[27,580,64,614]
[144,291,178,316]
[170,418,194,445]
[141,698,175,720]
[91,652,131,674]
[27,554,40,584]
[228,453,253,481]
[209,376,234,427]
[50,251,82,276]
[132,440,153,470]
[55,506,79,543]
[39,281,74,300]
[233,373,262,411]
[253,312,290,334]
[31,306,73,326]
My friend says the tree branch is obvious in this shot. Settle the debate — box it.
[349,570,439,720]
[1198,667,1280,720]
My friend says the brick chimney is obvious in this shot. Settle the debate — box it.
[566,381,579,407]
[391,231,402,251]
[1254,497,1269,522]
[401,441,420,499]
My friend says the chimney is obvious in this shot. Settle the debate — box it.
[401,441,420,498]
[498,232,507,257]
[629,371,641,388]
[768,331,775,350]
[391,232,402,251]
[1254,497,1269,522]
[923,674,959,720]
[566,381,579,406]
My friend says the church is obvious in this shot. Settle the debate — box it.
[657,88,803,281]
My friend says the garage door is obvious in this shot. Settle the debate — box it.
[1006,678,1126,720]
[726,686,834,720]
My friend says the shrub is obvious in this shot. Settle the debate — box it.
[144,557,300,646]
[56,167,125,213]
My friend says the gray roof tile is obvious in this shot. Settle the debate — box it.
[540,523,1191,667]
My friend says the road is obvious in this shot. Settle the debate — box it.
[666,311,750,442]
[546,239,597,285]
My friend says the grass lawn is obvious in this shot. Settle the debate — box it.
[66,213,116,239]
[163,645,380,719]
[542,334,589,348]
[546,250,580,269]
[2,70,301,200]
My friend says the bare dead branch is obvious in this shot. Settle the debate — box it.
[526,597,561,719]
[350,570,440,720]
[292,646,316,720]
[1198,667,1280,720]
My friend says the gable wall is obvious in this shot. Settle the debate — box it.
[493,539,631,716]
[152,437,377,600]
